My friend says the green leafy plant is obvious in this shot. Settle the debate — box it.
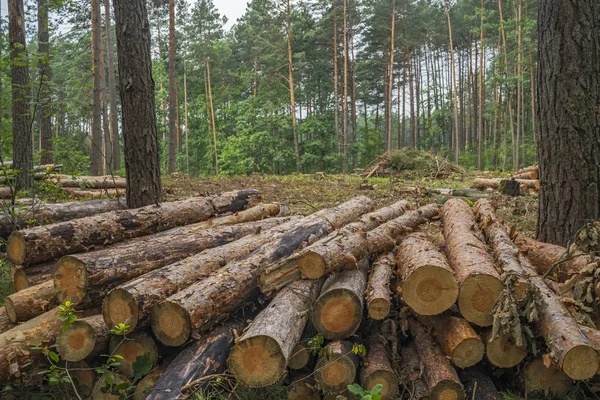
[307,333,331,358]
[57,300,81,332]
[347,383,384,400]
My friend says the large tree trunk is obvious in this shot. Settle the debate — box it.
[167,0,177,174]
[56,314,110,362]
[205,57,219,175]
[114,0,162,208]
[536,0,600,245]
[396,233,458,316]
[366,252,394,320]
[54,206,283,305]
[7,190,260,265]
[360,324,399,400]
[8,0,33,190]
[445,1,460,164]
[38,0,52,165]
[442,199,502,326]
[341,0,348,173]
[228,279,323,387]
[90,0,104,175]
[315,340,359,395]
[104,0,120,170]
[150,196,374,346]
[109,331,158,378]
[4,280,55,322]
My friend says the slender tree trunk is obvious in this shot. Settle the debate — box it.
[183,45,189,176]
[99,8,111,175]
[407,46,415,148]
[445,1,460,164]
[402,58,406,148]
[105,0,120,171]
[333,1,339,156]
[386,1,396,153]
[286,0,300,173]
[342,0,348,173]
[515,0,522,171]
[113,0,162,208]
[167,0,177,174]
[0,7,2,152]
[38,0,52,165]
[90,0,104,176]
[350,26,358,169]
[477,0,484,170]
[498,0,516,171]
[205,58,219,176]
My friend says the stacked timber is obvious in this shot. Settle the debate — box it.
[472,177,540,191]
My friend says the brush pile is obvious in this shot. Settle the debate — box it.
[358,149,464,179]
[1,188,600,400]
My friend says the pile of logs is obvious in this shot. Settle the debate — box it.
[472,166,541,194]
[1,188,599,400]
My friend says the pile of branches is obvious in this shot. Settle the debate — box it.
[358,149,465,180]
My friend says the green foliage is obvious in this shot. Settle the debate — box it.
[132,353,153,384]
[347,383,384,400]
[57,300,80,332]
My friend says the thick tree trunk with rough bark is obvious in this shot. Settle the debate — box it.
[442,199,502,326]
[109,331,158,378]
[537,0,600,246]
[360,327,399,399]
[7,190,260,265]
[150,196,374,346]
[54,204,281,305]
[4,280,55,322]
[56,314,110,362]
[228,279,322,387]
[38,0,52,164]
[396,233,458,316]
[113,0,162,208]
[484,330,527,368]
[366,252,394,320]
[315,340,359,394]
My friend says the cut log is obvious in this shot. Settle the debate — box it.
[56,314,110,362]
[483,330,527,368]
[288,341,313,370]
[151,196,375,346]
[442,198,503,326]
[416,315,484,369]
[360,327,399,399]
[0,187,15,199]
[396,233,458,316]
[524,357,573,396]
[146,318,245,400]
[0,308,15,334]
[312,258,368,340]
[366,252,395,320]
[102,216,303,334]
[472,178,540,191]
[457,369,502,400]
[426,188,492,202]
[514,235,591,282]
[7,189,261,265]
[0,197,126,239]
[399,342,429,400]
[314,340,360,394]
[288,374,321,400]
[512,171,538,180]
[46,174,127,189]
[91,372,130,400]
[12,262,54,291]
[62,188,125,199]
[516,165,538,175]
[133,363,169,400]
[108,331,158,378]
[229,279,323,387]
[4,280,56,323]
[70,361,97,398]
[408,318,465,400]
[54,205,284,305]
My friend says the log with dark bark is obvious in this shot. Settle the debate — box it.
[0,308,15,334]
[108,331,158,378]
[399,343,429,400]
[416,315,484,369]
[312,258,368,340]
[56,314,110,362]
[484,330,527,368]
[54,205,283,305]
[146,318,245,400]
[7,189,260,265]
[4,280,55,323]
[457,369,502,400]
[442,198,503,326]
[409,318,465,400]
[523,357,573,396]
[288,374,321,400]
[366,252,394,320]
[396,233,458,316]
[150,196,374,346]
[360,326,399,400]
[229,279,323,387]
[314,340,360,394]
[103,216,301,334]
[12,262,53,291]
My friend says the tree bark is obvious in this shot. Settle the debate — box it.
[0,308,15,334]
[228,279,323,387]
[360,325,399,400]
[12,262,53,291]
[396,233,458,316]
[56,314,110,362]
[342,0,348,173]
[399,342,429,399]
[333,0,339,158]
[512,171,538,180]
[286,0,300,173]
[386,2,396,152]
[54,206,283,305]
[458,369,502,400]
[8,190,260,265]
[315,340,359,395]
[91,0,104,175]
[442,198,502,326]
[4,280,55,323]
[167,0,177,174]
[536,0,600,245]
[150,196,374,346]
[109,331,158,378]
[114,0,162,208]
[445,1,460,164]
[472,177,540,190]
[366,252,394,320]
[104,0,120,171]
[483,330,527,368]
[38,0,52,165]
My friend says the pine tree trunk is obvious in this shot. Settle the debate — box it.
[286,0,300,173]
[91,0,104,175]
[333,0,339,158]
[38,0,52,164]
[342,0,348,173]
[360,323,399,399]
[56,314,110,362]
[205,57,219,175]
[167,0,177,174]
[183,45,189,175]
[477,0,484,170]
[366,252,394,320]
[105,0,120,170]
[446,2,460,164]
[386,2,396,152]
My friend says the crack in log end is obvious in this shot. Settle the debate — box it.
[54,256,88,304]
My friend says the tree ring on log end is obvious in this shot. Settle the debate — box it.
[298,251,326,279]
[4,297,17,323]
[430,380,465,400]
[7,232,26,265]
[451,337,485,369]
[313,289,361,340]
[317,357,356,393]
[288,383,318,400]
[403,266,458,316]
[485,333,527,368]
[562,344,599,380]
[228,335,286,387]
[54,256,88,305]
[363,371,399,399]
[368,298,390,320]
[12,269,30,292]
[288,342,310,370]
[109,332,158,377]
[458,274,502,326]
[103,288,138,334]
[57,320,96,362]
[150,301,191,347]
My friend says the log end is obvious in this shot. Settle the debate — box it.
[150,300,191,347]
[313,289,362,340]
[228,335,287,387]
[402,266,458,316]
[430,380,465,400]
[103,288,138,334]
[70,361,96,398]
[525,358,573,396]
[288,342,311,370]
[7,232,26,265]
[288,380,321,400]
[109,332,158,378]
[315,354,357,394]
[54,256,88,305]
[485,333,528,368]
[451,337,485,369]
[562,344,599,380]
[457,274,503,327]
[4,297,17,323]
[367,298,391,320]
[362,370,399,399]
[57,320,97,362]
[298,251,327,279]
[13,269,30,292]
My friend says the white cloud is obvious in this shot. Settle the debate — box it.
[213,0,250,29]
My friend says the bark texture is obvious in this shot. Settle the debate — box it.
[314,340,360,394]
[458,369,502,400]
[366,252,394,320]
[56,314,110,362]
[104,0,120,170]
[399,343,429,400]
[0,308,15,334]
[12,262,53,291]
[4,280,55,323]
[167,0,177,174]
[360,327,399,400]
[90,0,104,176]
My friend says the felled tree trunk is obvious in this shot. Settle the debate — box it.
[311,258,369,340]
[7,189,261,265]
[442,198,503,326]
[288,341,313,370]
[516,165,538,175]
[147,319,244,400]
[416,315,484,369]
[513,171,538,180]
[484,331,527,368]
[360,327,399,400]
[409,318,465,400]
[103,216,301,334]
[108,331,158,378]
[472,178,540,191]
[0,308,15,334]
[523,357,573,396]
[366,252,395,320]
[54,206,283,305]
[458,369,502,400]
[229,279,323,387]
[150,196,374,346]
[62,188,125,199]
[314,340,360,394]
[399,342,429,400]
[396,233,458,316]
[288,374,321,400]
[56,314,110,362]
[12,261,53,291]
[46,174,127,188]
[4,280,56,323]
